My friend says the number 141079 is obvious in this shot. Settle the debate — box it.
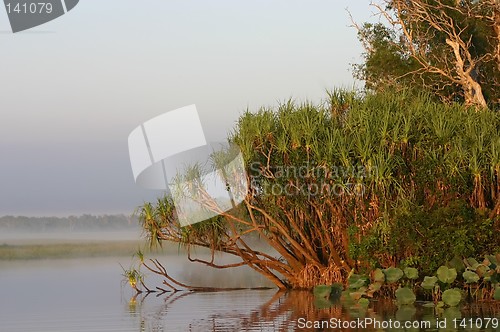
[6,2,53,14]
[453,318,499,329]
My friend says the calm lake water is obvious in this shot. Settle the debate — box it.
[1,254,499,331]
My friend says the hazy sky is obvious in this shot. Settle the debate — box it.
[0,1,374,217]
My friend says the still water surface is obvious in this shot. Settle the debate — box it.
[1,256,499,331]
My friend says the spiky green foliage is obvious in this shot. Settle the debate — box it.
[138,89,500,289]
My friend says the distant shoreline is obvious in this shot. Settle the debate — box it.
[0,240,144,260]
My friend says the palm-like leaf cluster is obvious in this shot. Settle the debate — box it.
[138,89,500,289]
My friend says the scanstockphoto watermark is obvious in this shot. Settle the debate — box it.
[249,162,378,197]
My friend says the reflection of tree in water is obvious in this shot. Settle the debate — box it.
[124,291,366,331]
[126,290,500,331]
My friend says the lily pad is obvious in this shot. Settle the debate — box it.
[384,267,404,283]
[313,285,331,299]
[465,257,480,270]
[395,287,416,305]
[404,267,419,280]
[372,268,385,283]
[475,264,489,277]
[442,288,462,307]
[462,270,480,283]
[348,274,368,290]
[358,298,370,307]
[437,266,457,284]
[421,276,438,290]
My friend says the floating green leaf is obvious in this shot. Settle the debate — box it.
[421,276,438,290]
[465,258,480,270]
[462,270,480,283]
[384,267,404,283]
[372,268,385,283]
[437,266,457,284]
[358,298,370,307]
[475,264,489,278]
[395,287,416,305]
[313,284,331,299]
[404,267,419,280]
[442,288,462,307]
[348,274,368,290]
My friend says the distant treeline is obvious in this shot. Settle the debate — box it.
[0,214,139,232]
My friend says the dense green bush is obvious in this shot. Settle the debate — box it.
[139,88,500,289]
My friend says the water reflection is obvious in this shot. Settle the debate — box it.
[127,290,500,331]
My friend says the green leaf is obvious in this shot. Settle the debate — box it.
[422,302,435,308]
[475,264,489,278]
[442,288,462,307]
[372,268,385,283]
[437,266,457,284]
[383,267,404,283]
[350,287,367,301]
[358,298,370,307]
[485,255,498,269]
[421,276,438,290]
[348,274,368,290]
[313,285,331,299]
[494,287,500,301]
[462,270,480,283]
[465,258,480,270]
[404,267,419,280]
[395,287,416,305]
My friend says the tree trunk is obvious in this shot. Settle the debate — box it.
[445,38,488,108]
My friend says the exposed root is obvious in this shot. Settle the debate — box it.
[294,264,344,289]
[141,258,275,292]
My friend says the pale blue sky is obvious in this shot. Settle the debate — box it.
[0,1,375,216]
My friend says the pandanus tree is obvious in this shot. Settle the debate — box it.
[137,89,500,291]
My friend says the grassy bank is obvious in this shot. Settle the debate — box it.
[0,241,157,260]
